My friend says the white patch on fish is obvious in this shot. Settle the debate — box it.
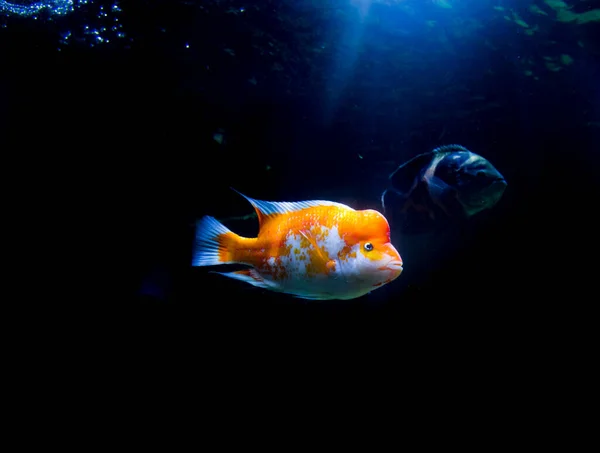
[320,225,346,259]
[461,152,480,167]
[279,232,308,277]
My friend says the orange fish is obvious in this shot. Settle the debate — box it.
[191,191,403,300]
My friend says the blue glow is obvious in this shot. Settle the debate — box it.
[321,0,373,125]
[0,1,73,17]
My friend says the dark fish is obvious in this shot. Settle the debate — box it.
[381,144,507,233]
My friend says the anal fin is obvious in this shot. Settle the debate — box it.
[210,269,274,291]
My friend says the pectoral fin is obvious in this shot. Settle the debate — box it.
[299,230,330,263]
[426,175,453,201]
[425,175,462,217]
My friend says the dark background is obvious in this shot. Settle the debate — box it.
[1,1,598,361]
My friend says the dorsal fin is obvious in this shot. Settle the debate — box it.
[388,144,471,192]
[231,189,353,226]
[389,152,435,193]
[431,144,470,154]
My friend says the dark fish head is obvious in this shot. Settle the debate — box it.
[459,176,507,216]
[436,151,507,217]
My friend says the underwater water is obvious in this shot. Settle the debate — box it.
[2,0,598,362]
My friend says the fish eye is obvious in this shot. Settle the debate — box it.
[364,242,373,252]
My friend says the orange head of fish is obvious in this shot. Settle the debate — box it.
[338,209,403,289]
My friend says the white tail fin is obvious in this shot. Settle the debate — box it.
[192,216,234,266]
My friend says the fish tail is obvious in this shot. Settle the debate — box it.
[192,216,241,266]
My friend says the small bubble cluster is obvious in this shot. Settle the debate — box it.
[1,1,129,49]
[0,1,73,17]
[59,1,127,48]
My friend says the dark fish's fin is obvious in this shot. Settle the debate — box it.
[425,175,453,201]
[292,294,331,300]
[388,152,434,193]
[431,144,470,154]
[425,175,464,218]
[230,188,353,227]
[210,269,274,290]
[381,188,408,214]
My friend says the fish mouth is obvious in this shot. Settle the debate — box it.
[490,178,507,199]
[381,260,404,272]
